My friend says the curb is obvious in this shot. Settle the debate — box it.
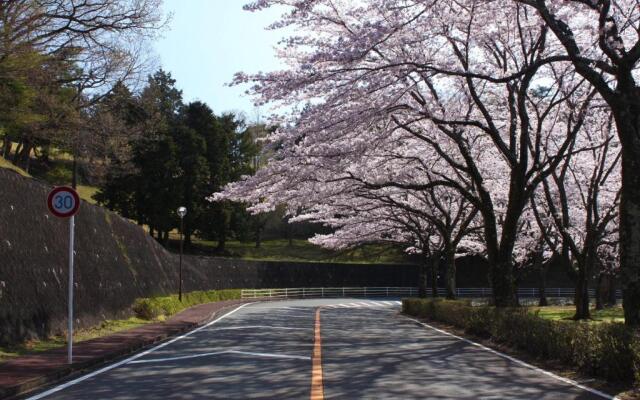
[1,300,252,400]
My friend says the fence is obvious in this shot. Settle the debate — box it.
[240,287,623,300]
[241,287,418,299]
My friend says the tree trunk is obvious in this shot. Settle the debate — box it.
[217,233,226,251]
[286,222,294,247]
[595,273,605,311]
[538,262,548,307]
[40,144,51,164]
[574,260,591,320]
[1,136,10,158]
[444,247,456,300]
[23,147,32,173]
[418,256,428,298]
[491,259,518,307]
[12,140,22,163]
[72,155,78,188]
[430,252,440,298]
[619,139,640,326]
[607,277,617,307]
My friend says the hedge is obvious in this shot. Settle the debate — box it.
[403,298,640,383]
[132,289,242,320]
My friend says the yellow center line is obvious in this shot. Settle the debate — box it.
[310,307,324,400]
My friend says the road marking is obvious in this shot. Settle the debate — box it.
[209,325,311,332]
[310,308,324,400]
[129,350,311,364]
[27,303,254,400]
[405,317,618,400]
[325,301,402,309]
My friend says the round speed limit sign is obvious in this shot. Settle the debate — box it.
[47,186,80,218]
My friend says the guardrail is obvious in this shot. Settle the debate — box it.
[241,287,419,299]
[240,287,623,299]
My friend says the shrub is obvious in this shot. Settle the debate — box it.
[44,164,72,185]
[133,289,241,320]
[402,298,638,383]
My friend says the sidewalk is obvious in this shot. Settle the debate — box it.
[0,299,249,399]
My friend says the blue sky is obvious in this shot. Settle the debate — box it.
[154,1,286,119]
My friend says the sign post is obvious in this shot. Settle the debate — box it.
[47,187,80,364]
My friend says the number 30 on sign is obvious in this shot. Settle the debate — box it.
[47,186,80,218]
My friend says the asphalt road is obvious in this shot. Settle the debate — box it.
[28,299,612,399]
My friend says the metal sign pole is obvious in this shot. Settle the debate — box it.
[47,186,80,365]
[67,215,75,364]
[179,216,184,302]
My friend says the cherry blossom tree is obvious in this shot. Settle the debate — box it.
[230,0,594,307]
[513,0,640,325]
[532,107,621,319]
[215,119,482,298]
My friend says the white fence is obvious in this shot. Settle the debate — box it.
[240,287,623,300]
[241,287,419,299]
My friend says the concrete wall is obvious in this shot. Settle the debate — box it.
[184,257,418,290]
[0,169,418,344]
[0,168,574,345]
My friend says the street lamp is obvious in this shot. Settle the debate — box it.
[177,206,187,302]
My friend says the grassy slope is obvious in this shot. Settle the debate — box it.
[0,154,98,204]
[191,238,413,264]
[0,156,30,177]
[530,305,624,324]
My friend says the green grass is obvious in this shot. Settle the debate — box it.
[133,289,242,320]
[0,317,150,363]
[190,238,412,264]
[0,289,243,363]
[77,184,98,204]
[1,149,99,204]
[529,305,624,323]
[0,155,31,177]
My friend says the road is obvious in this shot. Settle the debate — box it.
[28,299,612,399]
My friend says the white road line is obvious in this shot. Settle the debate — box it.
[356,302,373,307]
[129,350,229,364]
[227,350,310,361]
[381,301,397,306]
[26,303,254,400]
[369,301,390,307]
[129,350,310,364]
[209,325,310,331]
[405,317,618,400]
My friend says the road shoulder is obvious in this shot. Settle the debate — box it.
[401,312,638,400]
[0,299,249,400]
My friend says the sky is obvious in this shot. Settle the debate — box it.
[154,1,286,119]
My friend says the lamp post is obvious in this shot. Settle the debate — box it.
[177,206,187,302]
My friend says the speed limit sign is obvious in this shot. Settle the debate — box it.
[47,186,80,218]
[47,185,80,364]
